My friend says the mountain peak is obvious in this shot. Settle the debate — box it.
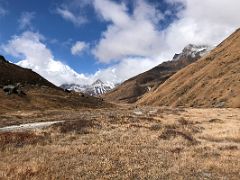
[173,44,211,61]
[0,55,8,63]
[92,79,104,86]
[138,29,240,108]
[61,79,115,96]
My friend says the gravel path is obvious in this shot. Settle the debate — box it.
[0,121,64,132]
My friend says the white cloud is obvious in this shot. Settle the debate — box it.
[18,12,35,30]
[162,0,240,56]
[3,0,240,87]
[71,41,88,55]
[56,7,87,26]
[91,0,240,80]
[55,0,92,26]
[1,31,159,86]
[2,31,90,86]
[92,0,240,61]
[91,57,163,84]
[93,0,165,63]
[0,7,6,16]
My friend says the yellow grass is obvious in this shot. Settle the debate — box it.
[0,107,240,179]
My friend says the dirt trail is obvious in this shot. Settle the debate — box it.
[0,121,64,132]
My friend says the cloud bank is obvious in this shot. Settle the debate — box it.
[93,0,240,62]
[91,0,240,83]
[2,0,240,87]
[163,0,240,56]
[2,31,90,86]
[2,31,155,86]
[93,0,164,63]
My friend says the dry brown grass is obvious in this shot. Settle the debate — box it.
[139,28,240,108]
[0,107,240,179]
[0,132,48,151]
[0,86,113,114]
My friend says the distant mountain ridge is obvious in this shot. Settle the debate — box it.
[104,44,211,103]
[61,79,115,96]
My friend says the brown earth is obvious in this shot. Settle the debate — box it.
[104,47,203,103]
[0,86,112,113]
[0,106,239,179]
[138,28,240,108]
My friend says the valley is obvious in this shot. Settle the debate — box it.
[0,12,239,179]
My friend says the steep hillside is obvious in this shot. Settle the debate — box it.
[139,29,240,108]
[0,56,111,112]
[0,55,55,88]
[104,44,210,103]
[0,86,111,113]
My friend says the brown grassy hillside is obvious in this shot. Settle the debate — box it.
[0,86,112,113]
[104,45,207,103]
[0,56,111,112]
[138,29,240,108]
[0,55,55,88]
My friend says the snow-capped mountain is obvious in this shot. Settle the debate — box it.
[104,44,212,103]
[173,44,212,61]
[60,79,115,96]
[90,79,113,95]
[60,84,88,93]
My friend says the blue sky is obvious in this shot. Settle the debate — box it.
[0,0,176,73]
[0,0,239,85]
[0,0,109,73]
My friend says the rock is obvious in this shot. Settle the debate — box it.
[2,83,26,96]
[215,102,225,108]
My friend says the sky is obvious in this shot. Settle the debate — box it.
[0,0,239,86]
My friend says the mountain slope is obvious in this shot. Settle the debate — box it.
[104,44,210,103]
[0,56,111,112]
[88,79,113,96]
[138,29,240,108]
[0,55,55,88]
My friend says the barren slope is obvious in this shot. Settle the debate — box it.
[139,29,240,108]
[0,56,111,112]
[0,55,55,88]
[104,45,207,103]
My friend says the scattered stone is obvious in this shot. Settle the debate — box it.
[214,102,225,108]
[64,89,71,93]
[133,111,143,115]
[2,83,26,96]
[209,118,224,123]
